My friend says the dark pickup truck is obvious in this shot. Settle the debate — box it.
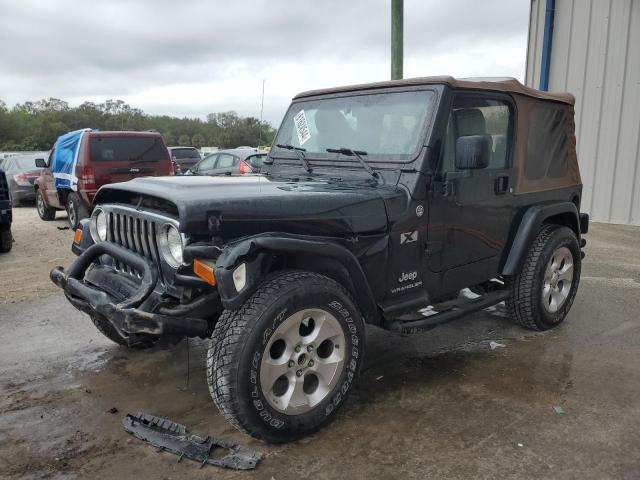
[50,76,588,443]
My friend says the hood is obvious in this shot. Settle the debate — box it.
[95,174,408,238]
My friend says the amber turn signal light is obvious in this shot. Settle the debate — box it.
[74,228,82,244]
[193,258,216,286]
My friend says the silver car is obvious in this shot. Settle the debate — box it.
[189,148,268,176]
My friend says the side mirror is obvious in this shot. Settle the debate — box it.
[35,158,47,168]
[455,135,490,170]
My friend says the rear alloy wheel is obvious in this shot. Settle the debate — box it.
[541,246,574,314]
[36,190,56,221]
[66,192,89,229]
[207,271,365,443]
[506,225,581,331]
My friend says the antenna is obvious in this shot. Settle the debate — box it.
[259,78,265,144]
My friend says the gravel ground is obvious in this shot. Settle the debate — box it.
[1,209,639,479]
[0,206,75,304]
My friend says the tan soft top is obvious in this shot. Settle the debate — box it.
[294,76,575,105]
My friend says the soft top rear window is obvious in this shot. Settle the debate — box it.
[171,148,201,159]
[524,107,568,180]
[89,136,168,162]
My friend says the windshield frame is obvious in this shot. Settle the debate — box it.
[269,85,441,166]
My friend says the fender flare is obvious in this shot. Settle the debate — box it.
[211,233,380,324]
[33,179,54,207]
[501,201,580,276]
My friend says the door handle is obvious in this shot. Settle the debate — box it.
[494,175,509,195]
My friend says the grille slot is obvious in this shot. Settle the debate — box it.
[105,208,166,280]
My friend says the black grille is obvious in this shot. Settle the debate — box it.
[107,210,162,277]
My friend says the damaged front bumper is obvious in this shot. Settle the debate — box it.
[50,241,214,341]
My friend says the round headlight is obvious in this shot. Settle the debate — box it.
[158,223,184,267]
[90,208,108,242]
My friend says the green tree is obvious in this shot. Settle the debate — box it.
[191,133,205,148]
[0,97,277,151]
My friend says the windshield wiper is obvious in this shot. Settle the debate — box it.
[326,147,379,181]
[275,144,312,173]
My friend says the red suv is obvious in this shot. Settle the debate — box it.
[35,131,173,228]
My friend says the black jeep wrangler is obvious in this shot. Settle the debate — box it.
[0,168,13,253]
[51,76,589,443]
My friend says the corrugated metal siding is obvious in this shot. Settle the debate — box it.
[526,0,640,225]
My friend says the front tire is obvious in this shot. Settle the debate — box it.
[506,225,581,331]
[207,271,365,443]
[36,190,56,221]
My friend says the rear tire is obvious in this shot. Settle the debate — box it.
[0,226,12,253]
[66,193,89,229]
[36,190,56,221]
[89,313,157,349]
[207,271,365,443]
[506,225,581,331]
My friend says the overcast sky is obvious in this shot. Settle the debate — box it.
[0,0,530,125]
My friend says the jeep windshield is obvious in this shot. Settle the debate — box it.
[272,90,435,163]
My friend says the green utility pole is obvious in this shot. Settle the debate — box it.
[391,0,403,80]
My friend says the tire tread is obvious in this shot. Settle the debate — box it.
[207,270,356,441]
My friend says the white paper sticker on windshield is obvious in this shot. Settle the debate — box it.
[294,109,311,145]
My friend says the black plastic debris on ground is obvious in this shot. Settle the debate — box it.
[122,413,262,470]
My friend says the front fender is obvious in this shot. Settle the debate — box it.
[212,233,380,324]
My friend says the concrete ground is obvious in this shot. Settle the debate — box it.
[0,208,639,479]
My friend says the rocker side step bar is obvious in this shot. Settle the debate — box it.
[387,290,511,334]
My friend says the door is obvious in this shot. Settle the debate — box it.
[193,154,218,175]
[427,94,515,281]
[42,148,61,207]
[210,153,238,176]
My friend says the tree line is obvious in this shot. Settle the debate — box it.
[0,98,277,151]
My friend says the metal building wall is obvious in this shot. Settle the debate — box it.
[526,0,640,225]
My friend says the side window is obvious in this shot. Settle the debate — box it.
[197,155,217,171]
[441,96,513,172]
[216,154,235,168]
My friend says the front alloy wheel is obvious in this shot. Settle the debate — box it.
[36,190,56,221]
[207,271,364,443]
[261,308,346,415]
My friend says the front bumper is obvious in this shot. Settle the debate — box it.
[50,241,214,341]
